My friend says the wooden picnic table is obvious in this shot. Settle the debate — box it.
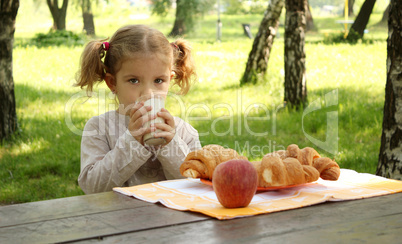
[1,191,401,243]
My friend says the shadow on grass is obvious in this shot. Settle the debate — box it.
[15,83,83,106]
[1,83,89,204]
[0,115,85,204]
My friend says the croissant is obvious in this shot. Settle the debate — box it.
[180,145,247,180]
[268,144,340,181]
[180,144,340,187]
[313,157,340,180]
[256,155,320,187]
[264,150,287,159]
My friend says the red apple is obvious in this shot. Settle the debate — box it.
[212,159,258,208]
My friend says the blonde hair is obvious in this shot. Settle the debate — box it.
[75,25,196,95]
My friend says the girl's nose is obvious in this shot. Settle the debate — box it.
[142,90,155,96]
[140,83,155,96]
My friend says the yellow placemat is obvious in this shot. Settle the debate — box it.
[113,169,402,220]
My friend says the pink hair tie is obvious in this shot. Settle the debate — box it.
[171,42,179,51]
[103,42,110,51]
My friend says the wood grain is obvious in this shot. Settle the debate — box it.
[0,192,145,227]
[0,196,207,243]
[72,193,402,243]
[1,191,401,244]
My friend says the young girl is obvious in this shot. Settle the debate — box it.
[75,25,201,194]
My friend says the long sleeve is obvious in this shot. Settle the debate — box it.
[77,111,201,194]
[78,114,152,194]
[156,117,202,180]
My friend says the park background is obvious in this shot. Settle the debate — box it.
[0,0,390,204]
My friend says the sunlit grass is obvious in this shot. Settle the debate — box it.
[0,1,389,204]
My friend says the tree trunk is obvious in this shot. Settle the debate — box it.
[305,1,316,32]
[46,0,69,30]
[82,0,95,35]
[348,0,376,39]
[284,0,307,109]
[169,0,186,37]
[240,0,284,85]
[344,0,355,16]
[376,0,402,180]
[0,0,19,141]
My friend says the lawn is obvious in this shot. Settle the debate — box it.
[0,1,388,204]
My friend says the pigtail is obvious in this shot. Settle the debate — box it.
[171,39,197,95]
[75,39,108,94]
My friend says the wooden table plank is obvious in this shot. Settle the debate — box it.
[72,193,402,243]
[260,213,402,243]
[0,194,208,244]
[0,192,145,228]
[1,191,401,244]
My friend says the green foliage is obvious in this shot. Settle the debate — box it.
[323,29,369,44]
[224,0,268,15]
[346,28,364,43]
[224,0,243,14]
[247,0,269,14]
[151,0,172,17]
[31,30,87,47]
[240,68,267,86]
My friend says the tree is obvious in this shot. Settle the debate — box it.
[284,0,307,109]
[169,0,188,36]
[345,0,355,16]
[81,0,95,35]
[151,0,214,37]
[47,0,69,30]
[0,0,19,141]
[347,0,376,39]
[240,0,284,85]
[376,0,402,180]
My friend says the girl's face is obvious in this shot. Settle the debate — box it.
[106,54,172,114]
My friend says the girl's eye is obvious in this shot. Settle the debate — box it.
[129,78,139,84]
[155,79,163,84]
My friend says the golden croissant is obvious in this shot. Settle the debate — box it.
[252,156,320,187]
[180,144,341,187]
[180,145,247,180]
[267,144,341,181]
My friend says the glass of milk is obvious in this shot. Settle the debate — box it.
[136,93,167,147]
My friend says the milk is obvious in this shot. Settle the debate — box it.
[138,94,166,147]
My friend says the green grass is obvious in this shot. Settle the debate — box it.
[0,1,388,204]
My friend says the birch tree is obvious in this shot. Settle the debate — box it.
[284,0,307,109]
[376,0,402,180]
[240,0,284,85]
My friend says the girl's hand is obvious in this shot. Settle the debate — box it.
[128,102,155,144]
[153,108,176,145]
